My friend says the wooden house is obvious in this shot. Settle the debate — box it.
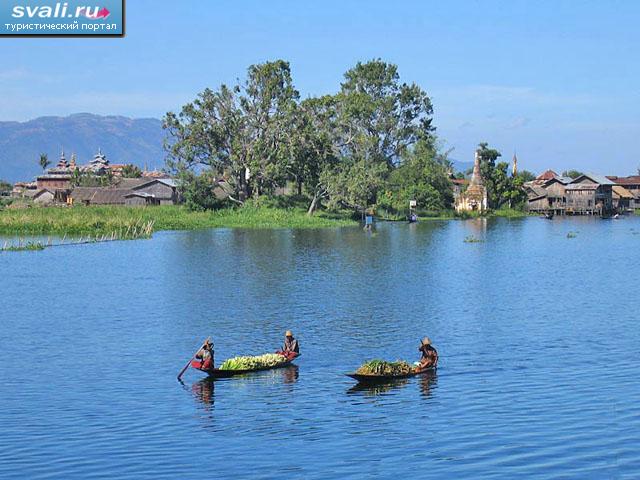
[607,176,640,210]
[565,173,614,215]
[612,185,634,212]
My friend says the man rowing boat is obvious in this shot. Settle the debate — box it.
[417,337,438,369]
[195,339,214,370]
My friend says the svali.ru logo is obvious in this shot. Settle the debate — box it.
[12,2,110,20]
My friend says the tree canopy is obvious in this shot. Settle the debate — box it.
[164,59,526,215]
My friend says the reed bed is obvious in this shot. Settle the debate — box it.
[0,219,155,252]
[0,205,355,236]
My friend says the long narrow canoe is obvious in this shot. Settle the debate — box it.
[346,366,435,384]
[192,354,298,378]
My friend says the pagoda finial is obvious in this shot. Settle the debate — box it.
[512,152,518,177]
[471,149,483,186]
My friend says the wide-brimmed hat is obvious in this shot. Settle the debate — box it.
[421,337,431,346]
[285,330,293,337]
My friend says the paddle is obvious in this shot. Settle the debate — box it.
[177,337,210,381]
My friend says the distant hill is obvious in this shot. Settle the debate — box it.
[0,113,165,182]
[451,160,474,174]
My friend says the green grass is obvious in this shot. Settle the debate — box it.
[0,205,356,236]
[491,208,529,218]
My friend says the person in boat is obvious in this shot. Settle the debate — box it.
[418,337,438,369]
[282,330,299,357]
[195,340,214,370]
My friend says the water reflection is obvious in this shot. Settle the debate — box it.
[191,378,215,410]
[281,365,299,384]
[346,379,410,396]
[189,366,300,409]
[419,369,437,399]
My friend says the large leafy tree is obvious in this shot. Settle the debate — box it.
[336,59,434,168]
[325,59,436,213]
[385,139,454,213]
[164,60,298,204]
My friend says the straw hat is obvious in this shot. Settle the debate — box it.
[421,336,431,346]
[285,330,293,337]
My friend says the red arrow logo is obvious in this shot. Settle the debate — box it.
[95,7,110,19]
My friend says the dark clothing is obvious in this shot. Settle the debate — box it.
[418,344,438,368]
[283,337,299,354]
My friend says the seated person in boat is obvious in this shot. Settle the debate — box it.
[418,337,438,369]
[281,330,299,358]
[195,340,214,370]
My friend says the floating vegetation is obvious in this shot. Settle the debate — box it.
[1,241,45,252]
[355,360,413,376]
[219,353,289,371]
[464,235,484,243]
[567,231,578,238]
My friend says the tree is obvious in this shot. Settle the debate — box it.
[337,59,434,168]
[284,96,339,215]
[0,179,12,196]
[324,160,388,213]
[121,164,142,178]
[177,170,224,211]
[562,169,583,179]
[321,59,436,213]
[164,60,299,204]
[517,170,536,182]
[39,153,50,172]
[382,138,453,213]
[477,142,526,209]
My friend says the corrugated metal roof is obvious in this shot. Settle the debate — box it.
[556,176,574,184]
[70,187,130,204]
[582,173,616,185]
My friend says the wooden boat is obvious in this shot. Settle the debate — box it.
[192,353,299,378]
[346,366,435,384]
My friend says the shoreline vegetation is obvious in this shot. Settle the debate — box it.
[0,204,529,238]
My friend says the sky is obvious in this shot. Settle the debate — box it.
[1,0,639,175]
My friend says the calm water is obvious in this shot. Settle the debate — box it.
[1,217,639,479]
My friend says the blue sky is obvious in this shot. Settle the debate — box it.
[1,0,638,175]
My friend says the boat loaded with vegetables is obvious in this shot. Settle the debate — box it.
[346,359,434,383]
[177,331,300,380]
[193,352,298,378]
[346,337,439,384]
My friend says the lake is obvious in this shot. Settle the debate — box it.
[1,216,639,479]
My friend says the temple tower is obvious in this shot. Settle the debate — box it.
[454,149,488,212]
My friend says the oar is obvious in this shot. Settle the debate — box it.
[177,337,210,381]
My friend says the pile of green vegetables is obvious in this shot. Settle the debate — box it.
[356,359,414,376]
[220,353,288,371]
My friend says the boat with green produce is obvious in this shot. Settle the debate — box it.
[346,359,435,384]
[191,352,299,378]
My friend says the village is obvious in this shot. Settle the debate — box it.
[9,149,180,207]
[4,146,639,218]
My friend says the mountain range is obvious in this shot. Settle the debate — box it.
[0,114,165,182]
